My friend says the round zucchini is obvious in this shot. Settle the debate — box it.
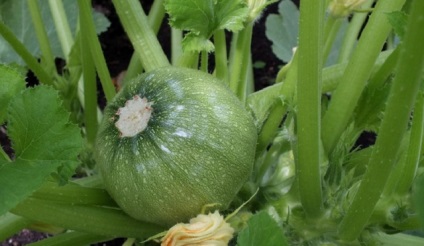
[95,67,257,226]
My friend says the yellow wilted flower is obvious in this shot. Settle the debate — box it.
[161,211,234,246]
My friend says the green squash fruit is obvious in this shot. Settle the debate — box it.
[95,67,257,226]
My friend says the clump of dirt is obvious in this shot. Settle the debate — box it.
[2,230,49,246]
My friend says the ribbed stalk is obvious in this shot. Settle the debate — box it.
[214,30,228,82]
[296,0,325,218]
[322,0,406,154]
[48,0,74,59]
[112,0,170,71]
[27,0,56,72]
[338,0,424,240]
[12,198,165,238]
[77,0,116,102]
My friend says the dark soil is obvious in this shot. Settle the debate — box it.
[1,230,49,246]
[1,1,287,245]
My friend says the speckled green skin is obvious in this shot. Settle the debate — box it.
[95,67,257,226]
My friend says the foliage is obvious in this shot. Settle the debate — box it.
[0,0,424,245]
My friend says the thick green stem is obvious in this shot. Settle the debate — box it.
[31,181,116,206]
[27,231,111,246]
[200,50,208,72]
[395,93,424,194]
[171,28,183,65]
[177,51,199,68]
[322,0,406,154]
[255,53,299,155]
[337,0,375,63]
[12,198,165,238]
[256,100,287,154]
[248,50,392,120]
[214,30,228,82]
[48,0,74,59]
[338,0,424,240]
[368,47,400,91]
[323,16,342,65]
[123,0,166,83]
[112,0,169,71]
[296,0,325,218]
[27,0,56,72]
[0,22,53,85]
[229,22,253,101]
[80,31,98,146]
[77,0,116,102]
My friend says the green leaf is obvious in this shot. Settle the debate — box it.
[265,0,299,63]
[0,64,26,124]
[353,82,391,132]
[0,0,110,65]
[237,210,288,246]
[387,11,408,40]
[0,85,83,216]
[165,0,248,52]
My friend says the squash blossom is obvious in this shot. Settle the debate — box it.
[328,0,367,18]
[161,211,234,246]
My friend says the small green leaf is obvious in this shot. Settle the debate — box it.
[0,64,26,124]
[165,0,248,52]
[353,82,391,133]
[387,11,408,40]
[237,210,288,246]
[0,85,83,216]
[0,0,110,64]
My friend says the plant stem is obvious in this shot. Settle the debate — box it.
[31,181,116,206]
[123,0,166,84]
[395,93,424,194]
[321,0,406,155]
[200,50,208,72]
[368,47,400,91]
[27,0,56,73]
[12,198,165,238]
[171,28,183,65]
[48,0,74,60]
[214,30,228,82]
[374,232,424,245]
[27,231,111,246]
[0,22,53,85]
[256,100,287,154]
[323,16,342,65]
[338,0,424,240]
[229,22,253,101]
[77,0,116,102]
[80,31,98,146]
[112,0,169,71]
[248,50,392,115]
[296,0,325,218]
[337,0,375,63]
